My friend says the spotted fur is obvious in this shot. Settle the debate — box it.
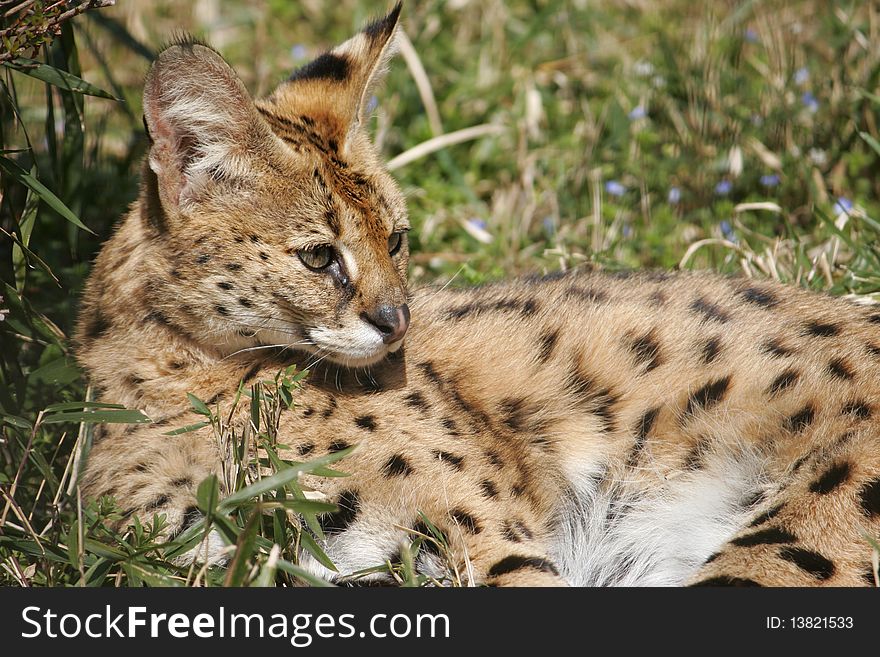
[77,5,880,587]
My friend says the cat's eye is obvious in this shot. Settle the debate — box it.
[298,245,334,271]
[388,231,404,256]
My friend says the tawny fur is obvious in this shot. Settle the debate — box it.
[76,6,880,587]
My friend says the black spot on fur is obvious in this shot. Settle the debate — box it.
[592,389,619,433]
[537,328,560,363]
[320,490,360,534]
[501,521,521,543]
[869,344,880,358]
[450,509,481,534]
[196,253,210,264]
[683,438,709,470]
[225,263,242,271]
[731,526,797,547]
[217,281,234,291]
[779,547,835,580]
[145,309,170,325]
[411,521,440,557]
[258,251,269,261]
[868,313,880,325]
[486,450,504,468]
[322,398,337,419]
[626,406,659,468]
[690,576,761,587]
[762,338,794,358]
[842,400,872,420]
[404,390,430,412]
[804,320,840,337]
[215,305,229,316]
[354,415,376,431]
[859,478,880,517]
[297,442,315,457]
[748,503,784,528]
[440,417,459,435]
[168,506,203,540]
[827,358,854,380]
[690,297,730,323]
[740,286,779,308]
[83,311,110,341]
[566,286,608,304]
[445,299,538,321]
[171,477,192,488]
[383,454,414,478]
[144,495,170,512]
[809,462,850,495]
[785,404,815,433]
[630,331,662,372]
[704,552,722,564]
[685,376,731,416]
[766,368,799,396]
[328,440,350,453]
[363,3,402,41]
[498,397,529,432]
[433,450,464,470]
[487,555,559,578]
[702,336,722,364]
[289,52,351,82]
[480,480,499,499]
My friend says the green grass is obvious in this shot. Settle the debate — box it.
[1,0,879,586]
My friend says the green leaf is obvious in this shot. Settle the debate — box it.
[187,393,212,417]
[1,414,32,430]
[218,447,355,511]
[28,357,81,386]
[0,155,94,234]
[43,401,125,412]
[224,510,261,586]
[42,409,151,425]
[299,531,337,572]
[275,558,335,587]
[860,131,880,158]
[197,475,220,517]
[4,57,119,100]
[163,421,210,436]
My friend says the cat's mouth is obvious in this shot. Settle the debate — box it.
[301,323,403,368]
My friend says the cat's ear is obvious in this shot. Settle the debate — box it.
[266,3,402,152]
[142,40,279,210]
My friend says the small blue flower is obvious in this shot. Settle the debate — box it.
[291,44,308,60]
[833,197,853,215]
[622,224,633,238]
[366,95,379,113]
[715,180,732,196]
[794,67,809,85]
[744,28,759,43]
[605,180,626,197]
[543,217,555,235]
[760,174,780,188]
[801,92,819,113]
[720,220,735,240]
[668,187,681,204]
[467,218,487,230]
[628,106,646,121]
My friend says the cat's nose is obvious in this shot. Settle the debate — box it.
[362,303,410,344]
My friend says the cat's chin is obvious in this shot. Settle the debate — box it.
[321,341,403,369]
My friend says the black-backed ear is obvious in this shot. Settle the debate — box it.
[143,40,279,210]
[264,2,402,153]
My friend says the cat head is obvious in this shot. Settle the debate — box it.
[140,3,409,367]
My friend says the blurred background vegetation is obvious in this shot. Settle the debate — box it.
[1,0,879,585]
